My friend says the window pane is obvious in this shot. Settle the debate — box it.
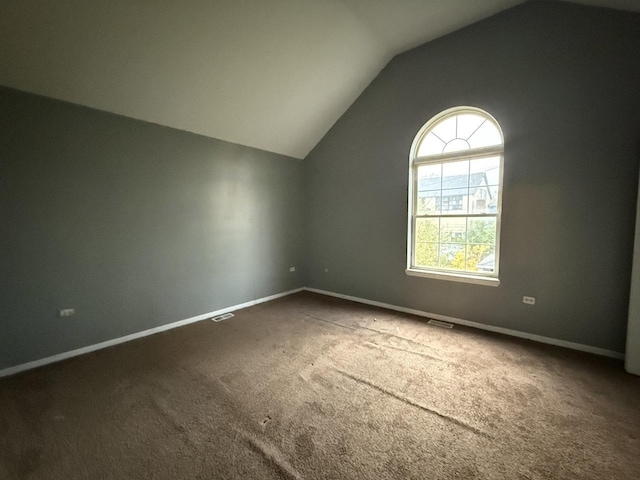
[440,217,466,244]
[468,120,502,149]
[467,217,497,245]
[431,116,456,143]
[416,191,439,215]
[466,246,495,273]
[439,188,468,214]
[417,190,440,215]
[417,164,442,191]
[439,244,465,270]
[469,185,500,214]
[416,218,439,243]
[442,160,469,203]
[457,113,485,140]
[415,242,439,268]
[470,156,501,186]
[417,132,445,157]
[486,186,500,213]
[442,160,469,187]
[443,138,470,154]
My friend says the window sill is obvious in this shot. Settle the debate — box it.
[405,268,500,287]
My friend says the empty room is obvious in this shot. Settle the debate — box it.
[2,0,640,478]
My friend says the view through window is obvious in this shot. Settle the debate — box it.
[408,107,504,280]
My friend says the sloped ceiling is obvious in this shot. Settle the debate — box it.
[0,0,637,159]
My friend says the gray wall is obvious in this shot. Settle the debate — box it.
[304,0,640,353]
[0,87,304,369]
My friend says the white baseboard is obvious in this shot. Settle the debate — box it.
[304,287,625,360]
[0,287,304,379]
[1,284,623,379]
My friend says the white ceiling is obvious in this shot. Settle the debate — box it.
[0,0,637,159]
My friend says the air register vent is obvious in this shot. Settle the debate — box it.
[211,312,235,322]
[428,319,454,329]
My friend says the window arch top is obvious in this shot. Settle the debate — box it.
[415,108,503,158]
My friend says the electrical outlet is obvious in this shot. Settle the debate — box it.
[522,296,536,305]
[59,308,75,317]
[289,267,296,272]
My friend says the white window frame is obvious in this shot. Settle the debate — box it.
[406,106,504,287]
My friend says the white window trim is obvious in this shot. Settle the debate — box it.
[406,106,504,286]
[405,268,500,287]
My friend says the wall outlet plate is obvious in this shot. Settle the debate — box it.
[59,308,75,317]
[289,267,296,272]
[522,296,536,305]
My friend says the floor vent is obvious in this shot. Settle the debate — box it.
[211,312,235,322]
[428,319,454,329]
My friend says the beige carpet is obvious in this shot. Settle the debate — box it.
[1,291,639,479]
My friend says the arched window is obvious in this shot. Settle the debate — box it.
[406,107,504,286]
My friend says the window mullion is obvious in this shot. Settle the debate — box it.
[415,147,503,164]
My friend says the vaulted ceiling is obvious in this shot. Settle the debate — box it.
[1,0,638,159]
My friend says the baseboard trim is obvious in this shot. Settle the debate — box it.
[0,287,304,379]
[304,287,625,360]
[1,285,623,379]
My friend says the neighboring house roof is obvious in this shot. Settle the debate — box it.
[419,172,491,196]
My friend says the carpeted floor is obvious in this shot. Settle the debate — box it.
[1,291,639,479]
